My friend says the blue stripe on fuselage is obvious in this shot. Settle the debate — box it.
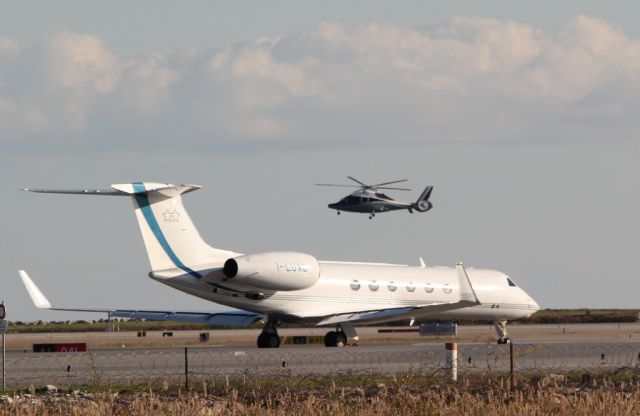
[132,182,203,279]
[131,183,243,294]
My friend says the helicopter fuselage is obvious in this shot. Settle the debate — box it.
[328,190,411,214]
[318,178,433,218]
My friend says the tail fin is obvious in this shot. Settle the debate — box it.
[23,182,237,273]
[413,186,434,212]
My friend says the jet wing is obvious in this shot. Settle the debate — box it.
[18,270,263,328]
[315,262,480,326]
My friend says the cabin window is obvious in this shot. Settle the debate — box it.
[442,284,452,294]
[368,280,379,291]
[506,277,517,287]
[350,280,360,290]
[424,283,434,293]
[387,282,397,292]
[406,283,415,292]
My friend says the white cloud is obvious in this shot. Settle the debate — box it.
[2,16,640,147]
[41,32,120,92]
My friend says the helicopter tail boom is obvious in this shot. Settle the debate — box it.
[412,186,434,212]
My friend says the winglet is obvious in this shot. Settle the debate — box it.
[18,270,52,309]
[418,257,426,268]
[456,262,480,305]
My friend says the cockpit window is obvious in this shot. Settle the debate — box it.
[506,277,517,287]
[340,196,360,204]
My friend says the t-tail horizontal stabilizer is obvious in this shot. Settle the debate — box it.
[17,270,263,327]
[21,182,238,273]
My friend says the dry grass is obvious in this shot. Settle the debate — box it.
[0,373,639,415]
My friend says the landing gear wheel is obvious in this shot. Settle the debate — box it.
[324,331,348,347]
[324,331,337,347]
[337,211,341,215]
[257,333,280,348]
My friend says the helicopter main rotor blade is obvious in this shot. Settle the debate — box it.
[347,176,369,187]
[315,184,362,188]
[376,186,411,191]
[371,179,409,187]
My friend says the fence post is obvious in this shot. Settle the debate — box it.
[445,342,457,382]
[184,347,189,392]
[509,341,516,391]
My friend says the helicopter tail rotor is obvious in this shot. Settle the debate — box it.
[413,186,434,212]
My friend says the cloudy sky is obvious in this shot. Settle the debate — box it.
[1,1,639,321]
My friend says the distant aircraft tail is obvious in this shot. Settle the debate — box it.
[23,182,237,273]
[412,186,433,212]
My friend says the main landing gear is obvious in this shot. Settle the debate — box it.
[324,331,347,347]
[256,319,359,348]
[257,317,280,348]
[369,212,375,220]
[494,320,511,344]
[324,323,358,347]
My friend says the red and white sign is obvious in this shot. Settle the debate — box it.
[55,343,87,352]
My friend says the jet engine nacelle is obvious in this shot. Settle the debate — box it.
[222,252,320,291]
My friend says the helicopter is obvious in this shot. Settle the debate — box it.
[316,177,434,219]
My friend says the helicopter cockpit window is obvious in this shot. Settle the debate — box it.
[343,196,359,205]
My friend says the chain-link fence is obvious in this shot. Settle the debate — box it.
[5,342,640,388]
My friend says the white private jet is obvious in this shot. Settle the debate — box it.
[19,182,539,348]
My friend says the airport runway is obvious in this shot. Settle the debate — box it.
[6,340,640,387]
[7,322,640,349]
[5,323,640,387]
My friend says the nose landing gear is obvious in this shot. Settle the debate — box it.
[257,317,280,348]
[494,320,511,344]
